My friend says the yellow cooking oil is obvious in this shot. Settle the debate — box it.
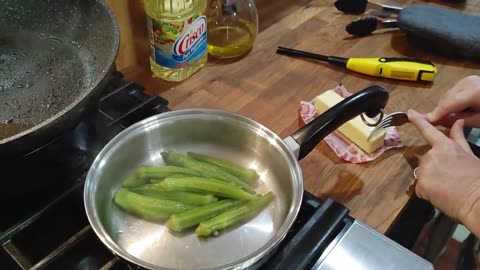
[207,18,257,59]
[144,0,208,82]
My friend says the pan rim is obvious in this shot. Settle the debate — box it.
[0,0,120,146]
[84,108,304,270]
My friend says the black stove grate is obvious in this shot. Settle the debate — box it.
[0,72,350,270]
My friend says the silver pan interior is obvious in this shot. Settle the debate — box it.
[84,109,304,270]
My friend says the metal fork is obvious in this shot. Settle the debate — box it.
[367,112,409,139]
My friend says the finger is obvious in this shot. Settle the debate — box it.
[449,119,473,154]
[431,112,475,127]
[428,88,472,123]
[443,79,467,98]
[441,76,477,100]
[415,184,427,200]
[413,166,428,200]
[463,113,480,128]
[408,109,447,146]
[428,77,473,122]
[429,77,480,123]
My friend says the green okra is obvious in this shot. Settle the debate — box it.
[165,199,245,232]
[157,177,258,201]
[149,177,249,190]
[149,179,161,184]
[187,152,259,186]
[113,188,194,222]
[122,165,202,188]
[131,184,218,206]
[122,174,147,188]
[196,191,274,237]
[136,165,203,180]
[161,151,256,194]
[149,174,190,184]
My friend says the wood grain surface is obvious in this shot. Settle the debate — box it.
[108,0,480,233]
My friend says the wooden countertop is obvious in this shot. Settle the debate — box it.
[110,0,480,233]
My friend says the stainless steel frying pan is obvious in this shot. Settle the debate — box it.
[84,86,389,270]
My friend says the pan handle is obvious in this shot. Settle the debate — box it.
[287,85,389,160]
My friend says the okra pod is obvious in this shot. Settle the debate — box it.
[150,179,161,184]
[136,165,203,180]
[149,174,189,184]
[131,184,218,206]
[122,174,147,188]
[166,199,245,232]
[158,177,258,201]
[161,151,255,193]
[196,192,274,237]
[113,188,194,222]
[188,152,259,186]
[122,165,202,188]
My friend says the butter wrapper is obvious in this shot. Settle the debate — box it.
[299,84,403,163]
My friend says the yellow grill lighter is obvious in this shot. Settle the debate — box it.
[277,47,437,82]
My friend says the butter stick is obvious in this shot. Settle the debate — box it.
[314,90,385,154]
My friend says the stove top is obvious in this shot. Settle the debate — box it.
[0,72,351,270]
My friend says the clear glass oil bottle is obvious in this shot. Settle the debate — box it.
[207,0,258,59]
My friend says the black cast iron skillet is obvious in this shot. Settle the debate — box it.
[0,0,119,157]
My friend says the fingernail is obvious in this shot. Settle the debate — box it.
[408,109,419,117]
[407,110,413,119]
[427,113,433,121]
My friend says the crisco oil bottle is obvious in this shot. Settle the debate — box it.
[144,0,208,82]
[207,0,258,59]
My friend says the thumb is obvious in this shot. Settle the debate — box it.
[449,119,473,154]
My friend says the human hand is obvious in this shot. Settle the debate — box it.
[408,109,480,237]
[427,75,480,128]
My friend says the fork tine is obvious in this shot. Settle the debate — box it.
[373,119,392,131]
[368,125,383,140]
[367,112,409,140]
[379,120,393,128]
[367,118,392,139]
[380,115,394,123]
